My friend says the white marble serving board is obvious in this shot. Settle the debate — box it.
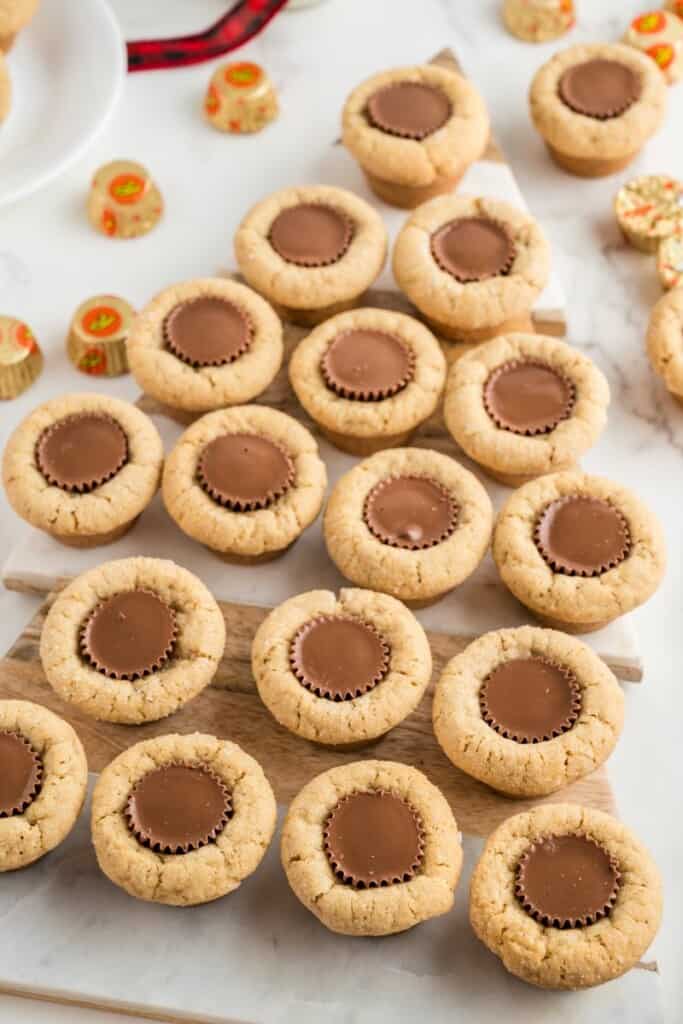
[2,408,641,680]
[0,783,662,1024]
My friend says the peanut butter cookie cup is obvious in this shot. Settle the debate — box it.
[234,185,387,325]
[324,447,492,606]
[341,64,489,208]
[0,700,87,871]
[444,332,609,485]
[647,287,683,401]
[529,43,667,177]
[162,404,327,562]
[40,557,226,725]
[289,307,446,455]
[433,626,624,797]
[127,278,283,415]
[252,587,432,747]
[393,195,550,344]
[2,393,163,547]
[92,733,276,906]
[281,760,462,935]
[492,471,666,632]
[470,804,662,989]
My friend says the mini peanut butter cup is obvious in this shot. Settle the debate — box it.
[0,731,42,818]
[558,59,642,120]
[80,589,177,681]
[268,203,354,267]
[515,833,621,928]
[484,360,576,436]
[125,763,232,854]
[321,329,415,401]
[323,790,425,888]
[363,475,458,550]
[431,217,516,283]
[289,615,390,701]
[535,496,631,576]
[479,657,582,744]
[163,296,252,368]
[36,413,128,493]
[197,433,295,511]
[366,81,451,140]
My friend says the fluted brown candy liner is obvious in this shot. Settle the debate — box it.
[479,657,582,744]
[483,360,576,436]
[163,297,253,368]
[365,80,452,140]
[363,475,459,550]
[36,413,129,494]
[80,590,178,681]
[0,732,43,818]
[125,764,232,854]
[534,495,631,577]
[289,615,390,701]
[558,58,642,120]
[197,433,295,511]
[430,217,516,283]
[268,204,354,268]
[320,329,416,401]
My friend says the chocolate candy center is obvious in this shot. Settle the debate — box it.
[366,81,451,140]
[364,475,457,550]
[81,590,177,681]
[36,413,128,493]
[515,834,620,928]
[535,496,631,576]
[321,329,414,400]
[269,204,353,267]
[484,361,576,435]
[198,433,294,511]
[558,59,642,120]
[480,657,581,743]
[163,297,251,368]
[324,790,424,888]
[290,616,390,701]
[125,764,231,854]
[0,732,42,818]
[431,217,516,283]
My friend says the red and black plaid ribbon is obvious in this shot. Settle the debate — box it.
[127,0,289,73]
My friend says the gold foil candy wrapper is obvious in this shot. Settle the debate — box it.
[0,316,43,399]
[502,0,575,43]
[88,160,163,239]
[204,61,279,134]
[67,295,135,377]
[623,10,683,83]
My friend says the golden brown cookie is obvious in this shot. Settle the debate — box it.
[341,64,489,208]
[0,699,87,871]
[529,43,667,177]
[281,760,462,935]
[433,626,624,797]
[252,588,432,746]
[502,0,575,43]
[234,185,387,325]
[91,733,276,906]
[40,558,226,725]
[646,286,683,399]
[288,307,446,455]
[443,332,609,485]
[324,446,493,606]
[162,404,327,562]
[470,803,662,989]
[392,195,550,344]
[492,471,666,632]
[3,393,163,547]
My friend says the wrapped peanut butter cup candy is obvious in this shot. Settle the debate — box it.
[67,295,135,377]
[0,316,43,400]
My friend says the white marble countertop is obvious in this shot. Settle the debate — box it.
[0,0,681,1020]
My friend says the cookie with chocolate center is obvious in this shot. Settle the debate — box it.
[126,763,232,854]
[290,615,390,701]
[197,433,295,511]
[80,589,177,681]
[36,413,128,493]
[366,80,451,140]
[269,204,354,268]
[0,731,42,818]
[163,296,252,368]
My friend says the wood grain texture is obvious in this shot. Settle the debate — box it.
[1,595,615,838]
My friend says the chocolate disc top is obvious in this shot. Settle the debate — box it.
[163,297,252,368]
[431,217,516,283]
[125,764,232,854]
[480,657,582,744]
[484,361,576,436]
[324,790,425,888]
[290,615,390,701]
[268,204,354,267]
[558,59,642,120]
[515,833,621,928]
[366,81,452,140]
[364,475,458,550]
[80,590,177,681]
[0,732,42,818]
[197,433,295,511]
[36,413,128,493]
[321,329,415,401]
[535,496,631,576]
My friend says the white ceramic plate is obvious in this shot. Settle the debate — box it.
[0,0,125,208]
